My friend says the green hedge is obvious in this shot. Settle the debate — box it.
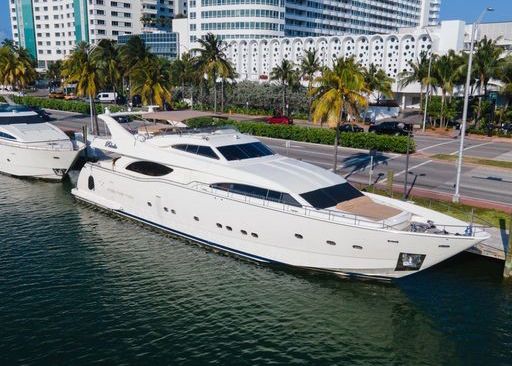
[13,96,124,115]
[186,118,415,153]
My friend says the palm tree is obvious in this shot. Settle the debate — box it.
[93,39,122,96]
[432,50,464,127]
[270,59,299,116]
[61,42,103,134]
[311,57,368,172]
[192,33,234,112]
[119,35,152,98]
[399,52,434,109]
[131,56,172,107]
[364,63,394,103]
[300,50,321,123]
[472,36,505,120]
[497,57,512,110]
[46,60,62,83]
[170,52,198,108]
[0,44,36,91]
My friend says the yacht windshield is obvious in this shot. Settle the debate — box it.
[0,114,46,125]
[300,183,364,209]
[217,142,274,161]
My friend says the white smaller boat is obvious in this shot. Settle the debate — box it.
[0,107,84,181]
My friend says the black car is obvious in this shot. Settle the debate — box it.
[337,123,364,133]
[368,121,412,136]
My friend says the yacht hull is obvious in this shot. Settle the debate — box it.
[72,163,487,280]
[0,142,81,181]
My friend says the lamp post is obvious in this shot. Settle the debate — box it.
[453,7,494,203]
[422,27,433,133]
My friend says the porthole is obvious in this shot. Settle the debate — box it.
[241,230,247,235]
[147,202,152,207]
[295,234,303,239]
[251,233,258,238]
[88,176,95,190]
[226,226,232,231]
[216,223,223,228]
[353,245,363,250]
[171,209,176,214]
[326,240,336,246]
[194,216,199,221]
[164,207,169,212]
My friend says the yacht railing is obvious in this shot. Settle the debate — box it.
[190,182,488,237]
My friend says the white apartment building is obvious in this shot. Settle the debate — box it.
[9,0,177,70]
[185,0,442,44]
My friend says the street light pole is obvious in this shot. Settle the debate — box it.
[453,7,494,203]
[422,27,433,133]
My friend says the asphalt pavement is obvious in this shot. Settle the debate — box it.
[44,108,512,207]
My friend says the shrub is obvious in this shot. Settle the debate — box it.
[13,96,124,114]
[186,118,415,153]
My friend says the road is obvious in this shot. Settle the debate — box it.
[45,109,512,206]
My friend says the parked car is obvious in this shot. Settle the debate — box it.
[48,90,65,99]
[64,93,78,100]
[337,123,364,133]
[368,121,412,136]
[266,115,293,125]
[131,95,142,108]
[501,123,512,135]
[96,92,117,103]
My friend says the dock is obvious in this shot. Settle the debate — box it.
[467,226,508,261]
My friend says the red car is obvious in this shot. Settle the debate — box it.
[266,115,293,125]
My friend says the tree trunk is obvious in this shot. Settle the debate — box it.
[190,85,194,109]
[282,84,286,116]
[307,81,312,124]
[440,92,446,128]
[89,95,100,136]
[221,79,224,113]
[333,120,340,173]
[213,82,217,113]
[419,85,424,110]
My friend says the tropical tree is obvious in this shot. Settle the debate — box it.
[170,52,198,107]
[270,59,299,116]
[46,60,62,83]
[431,50,464,127]
[300,49,321,123]
[311,57,368,172]
[472,36,505,120]
[0,44,36,90]
[119,35,152,97]
[61,42,103,134]
[130,56,172,107]
[497,56,512,110]
[192,33,234,113]
[364,63,394,103]
[399,52,434,109]
[93,39,122,95]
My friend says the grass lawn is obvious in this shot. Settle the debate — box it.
[432,154,512,170]
[365,187,510,229]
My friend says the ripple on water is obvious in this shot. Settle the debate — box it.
[0,174,511,365]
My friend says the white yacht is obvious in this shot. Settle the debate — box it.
[72,111,490,279]
[0,106,84,181]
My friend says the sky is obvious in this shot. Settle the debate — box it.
[0,0,511,42]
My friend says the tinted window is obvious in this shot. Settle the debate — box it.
[0,131,16,140]
[300,183,363,209]
[126,161,173,176]
[0,114,45,125]
[210,183,301,207]
[173,144,219,159]
[217,142,274,161]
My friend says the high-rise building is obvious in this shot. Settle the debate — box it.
[8,0,176,70]
[186,0,442,43]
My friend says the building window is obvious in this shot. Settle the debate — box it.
[125,161,173,176]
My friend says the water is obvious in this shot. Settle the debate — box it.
[0,173,511,366]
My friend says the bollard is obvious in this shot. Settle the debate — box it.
[387,170,394,198]
[503,215,512,279]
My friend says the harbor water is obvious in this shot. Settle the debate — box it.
[0,172,511,365]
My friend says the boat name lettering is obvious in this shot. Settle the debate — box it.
[105,141,117,149]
